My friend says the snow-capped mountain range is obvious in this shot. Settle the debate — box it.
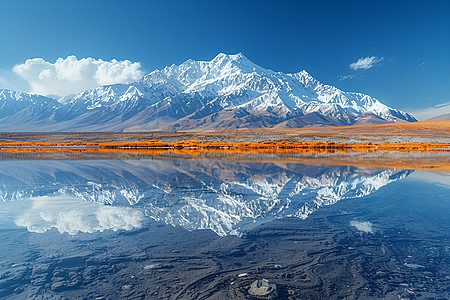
[0,53,416,131]
[0,159,412,236]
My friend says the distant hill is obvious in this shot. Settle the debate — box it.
[0,53,416,132]
[426,113,450,121]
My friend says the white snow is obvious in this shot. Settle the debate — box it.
[0,53,416,130]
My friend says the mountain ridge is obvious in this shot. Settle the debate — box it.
[0,53,416,131]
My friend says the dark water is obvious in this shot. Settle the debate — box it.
[0,158,448,299]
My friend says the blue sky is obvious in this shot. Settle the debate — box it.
[0,0,449,118]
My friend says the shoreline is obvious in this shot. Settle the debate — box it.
[0,140,449,152]
[0,143,449,171]
[0,122,448,170]
[1,121,449,144]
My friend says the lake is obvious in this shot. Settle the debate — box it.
[0,156,449,299]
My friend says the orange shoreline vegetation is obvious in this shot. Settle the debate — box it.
[1,140,449,171]
[0,140,449,152]
[0,145,449,171]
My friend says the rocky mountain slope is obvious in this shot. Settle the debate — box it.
[0,53,416,131]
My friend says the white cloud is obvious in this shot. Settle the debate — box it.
[338,75,355,81]
[12,56,145,96]
[350,220,374,233]
[349,56,383,70]
[15,195,144,235]
[407,101,450,121]
[418,60,433,67]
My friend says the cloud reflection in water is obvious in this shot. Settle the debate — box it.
[350,220,374,233]
[15,195,144,235]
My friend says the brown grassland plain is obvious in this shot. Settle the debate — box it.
[0,121,449,171]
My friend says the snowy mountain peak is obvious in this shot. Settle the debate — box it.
[211,52,270,74]
[0,53,416,131]
[0,89,48,102]
[211,52,248,63]
[0,88,60,114]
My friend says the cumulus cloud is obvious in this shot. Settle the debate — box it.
[349,56,383,70]
[350,220,374,233]
[12,56,145,96]
[15,195,144,235]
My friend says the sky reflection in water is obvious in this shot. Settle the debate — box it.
[0,158,448,299]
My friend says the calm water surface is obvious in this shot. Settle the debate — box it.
[0,158,448,299]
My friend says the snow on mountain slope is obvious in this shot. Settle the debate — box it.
[141,53,414,123]
[0,89,60,123]
[0,53,416,131]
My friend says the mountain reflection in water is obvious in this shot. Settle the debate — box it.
[0,160,412,236]
[1,158,449,300]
